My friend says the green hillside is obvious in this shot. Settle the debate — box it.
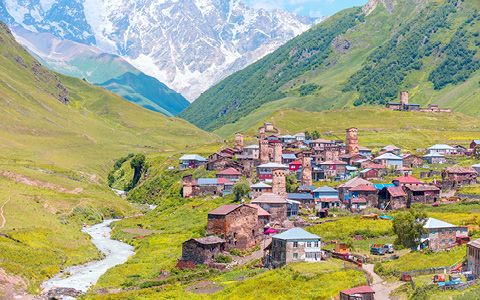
[179,0,480,137]
[0,20,216,294]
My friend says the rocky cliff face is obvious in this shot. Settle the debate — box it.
[1,0,316,101]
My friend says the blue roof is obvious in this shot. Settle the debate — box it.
[288,193,313,200]
[282,154,297,159]
[374,184,395,190]
[298,185,316,190]
[360,168,371,174]
[179,154,207,162]
[272,227,321,240]
[313,186,338,193]
[474,140,480,144]
[198,178,218,185]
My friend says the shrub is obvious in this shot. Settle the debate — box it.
[215,255,232,263]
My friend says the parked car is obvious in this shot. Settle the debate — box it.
[370,247,385,256]
[382,244,394,254]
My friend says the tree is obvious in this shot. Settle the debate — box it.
[233,181,251,201]
[393,208,428,249]
[286,174,298,193]
[130,154,146,189]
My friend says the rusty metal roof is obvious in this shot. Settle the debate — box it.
[208,204,240,215]
[340,285,375,296]
[251,193,288,204]
[446,167,478,174]
[387,186,406,197]
[405,185,440,192]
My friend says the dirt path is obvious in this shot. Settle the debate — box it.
[363,264,404,300]
[0,193,15,229]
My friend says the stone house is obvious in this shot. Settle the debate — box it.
[422,218,468,251]
[309,138,335,149]
[216,168,242,182]
[444,167,478,185]
[269,227,322,268]
[349,184,378,208]
[381,145,401,155]
[315,198,341,210]
[337,177,374,203]
[247,203,271,227]
[179,154,207,169]
[405,185,440,206]
[358,146,372,157]
[350,198,367,210]
[256,162,288,181]
[206,154,230,171]
[181,236,226,265]
[353,159,374,169]
[378,186,406,210]
[426,144,457,155]
[242,145,259,159]
[288,193,314,209]
[207,204,261,250]
[392,174,423,187]
[250,182,272,198]
[190,178,234,197]
[401,153,424,168]
[340,286,375,300]
[319,160,347,178]
[359,168,379,180]
[251,193,288,223]
[422,152,446,164]
[374,153,403,169]
[467,238,480,277]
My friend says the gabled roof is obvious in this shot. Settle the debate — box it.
[358,146,371,151]
[381,145,400,151]
[424,217,457,229]
[346,166,357,171]
[375,153,402,160]
[316,198,340,202]
[179,154,207,161]
[197,178,233,185]
[298,185,316,190]
[340,285,375,296]
[338,177,373,189]
[288,193,314,200]
[251,193,288,204]
[350,184,377,192]
[427,144,456,150]
[368,163,385,169]
[217,168,242,176]
[423,152,445,158]
[272,227,321,240]
[386,186,406,197]
[320,160,347,165]
[290,160,303,165]
[250,182,271,188]
[405,185,439,192]
[473,140,480,144]
[467,238,480,248]
[445,167,478,174]
[257,162,288,168]
[472,163,480,168]
[246,204,271,217]
[359,168,374,174]
[309,138,333,144]
[192,236,226,245]
[282,154,297,159]
[393,175,422,184]
[208,204,240,216]
[313,186,338,193]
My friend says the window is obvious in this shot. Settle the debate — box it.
[307,242,311,248]
[293,242,298,248]
[449,239,453,244]
[442,239,446,244]
[281,252,284,259]
[442,229,445,234]
[449,229,453,235]
[293,253,298,260]
[315,241,319,248]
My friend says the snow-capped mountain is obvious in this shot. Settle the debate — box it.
[1,0,316,101]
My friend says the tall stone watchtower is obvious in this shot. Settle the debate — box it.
[272,168,287,198]
[235,133,244,151]
[301,155,312,186]
[400,91,409,108]
[259,139,270,164]
[183,175,193,198]
[258,127,266,140]
[346,127,359,155]
[273,142,282,164]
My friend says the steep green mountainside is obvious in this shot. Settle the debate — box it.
[13,27,189,117]
[0,20,215,294]
[180,0,480,137]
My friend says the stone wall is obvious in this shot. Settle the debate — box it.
[182,240,223,265]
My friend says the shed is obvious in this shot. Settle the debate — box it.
[340,285,375,300]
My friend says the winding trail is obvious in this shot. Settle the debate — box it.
[0,193,15,229]
[363,263,404,299]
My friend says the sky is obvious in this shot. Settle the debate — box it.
[244,0,368,18]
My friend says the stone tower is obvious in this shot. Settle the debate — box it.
[301,155,312,186]
[259,139,270,164]
[324,146,340,161]
[183,175,193,198]
[272,168,287,198]
[235,133,244,151]
[346,127,359,155]
[400,91,409,105]
[273,142,282,164]
[258,127,266,140]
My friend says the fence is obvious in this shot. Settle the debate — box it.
[401,266,451,277]
[456,193,480,199]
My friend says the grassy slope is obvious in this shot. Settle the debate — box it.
[0,21,216,293]
[181,0,480,136]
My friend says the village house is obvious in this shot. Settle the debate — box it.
[472,163,480,174]
[470,140,480,149]
[358,146,372,157]
[395,166,413,176]
[422,218,468,251]
[251,193,288,223]
[339,286,375,300]
[374,152,403,169]
[451,145,467,155]
[392,174,423,187]
[309,138,335,149]
[337,177,374,202]
[280,135,296,145]
[444,167,478,185]
[181,236,226,265]
[206,204,262,250]
[401,153,424,168]
[282,153,297,165]
[353,159,374,169]
[405,185,440,206]
[367,163,387,176]
[242,145,259,159]
[319,160,348,178]
[250,182,272,198]
[381,144,401,155]
[350,198,367,210]
[289,160,302,172]
[191,178,234,196]
[206,152,231,171]
[315,198,341,210]
[216,168,242,182]
[179,154,208,169]
[288,193,315,209]
[349,184,379,208]
[257,162,288,181]
[422,152,446,164]
[386,91,451,113]
[313,186,339,200]
[269,227,322,268]
[294,132,306,141]
[247,203,271,226]
[287,199,300,218]
[378,186,406,210]
[426,144,457,155]
[359,168,379,180]
[467,238,480,277]
[339,153,363,166]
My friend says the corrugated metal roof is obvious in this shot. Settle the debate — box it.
[467,238,480,248]
[381,145,400,151]
[282,154,297,159]
[298,185,316,190]
[217,168,242,175]
[198,178,218,185]
[387,186,406,197]
[393,175,422,184]
[358,146,371,151]
[351,198,367,203]
[313,186,338,193]
[257,162,288,168]
[405,185,439,192]
[179,154,207,161]
[445,167,478,174]
[251,193,287,204]
[427,144,456,150]
[423,153,445,158]
[375,153,402,160]
[338,177,374,189]
[208,204,240,215]
[272,227,321,240]
[424,217,457,229]
[340,285,375,296]
[374,184,395,190]
[350,184,377,192]
[244,145,259,149]
[250,182,271,188]
[288,193,314,200]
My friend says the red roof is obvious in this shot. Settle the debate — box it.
[367,163,385,169]
[350,184,377,192]
[393,175,422,184]
[217,168,242,176]
[387,186,406,197]
[208,204,240,215]
[351,198,367,203]
[340,285,375,296]
[246,203,271,217]
[315,198,340,202]
[217,178,234,184]
[290,161,303,165]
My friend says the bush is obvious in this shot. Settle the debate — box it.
[215,255,232,263]
[374,262,385,277]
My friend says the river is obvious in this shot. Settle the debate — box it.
[42,219,134,298]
